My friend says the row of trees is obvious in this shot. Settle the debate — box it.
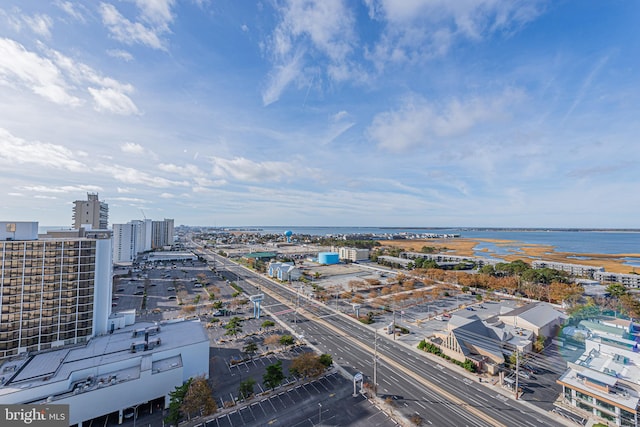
[238,352,333,401]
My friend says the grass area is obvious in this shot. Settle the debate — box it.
[380,238,640,274]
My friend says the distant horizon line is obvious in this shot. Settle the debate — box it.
[37,224,640,232]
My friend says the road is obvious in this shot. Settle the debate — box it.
[196,248,568,427]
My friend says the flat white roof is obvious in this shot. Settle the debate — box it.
[0,319,207,398]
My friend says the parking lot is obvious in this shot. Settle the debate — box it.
[204,372,395,427]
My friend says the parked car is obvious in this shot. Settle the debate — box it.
[133,291,144,295]
[167,287,175,291]
[194,284,203,288]
[167,295,176,300]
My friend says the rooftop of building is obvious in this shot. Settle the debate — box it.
[0,318,208,400]
[498,302,568,328]
[558,336,640,410]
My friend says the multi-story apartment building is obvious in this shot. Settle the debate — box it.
[0,221,112,360]
[113,223,136,264]
[334,246,370,262]
[151,218,174,249]
[532,260,605,278]
[594,271,640,289]
[72,193,109,230]
[557,335,640,426]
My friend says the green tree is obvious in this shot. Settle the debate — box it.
[533,334,546,352]
[224,317,243,338]
[279,334,295,347]
[261,320,275,329]
[165,379,191,425]
[243,342,258,360]
[606,283,628,298]
[238,378,256,400]
[319,353,333,367]
[263,360,285,390]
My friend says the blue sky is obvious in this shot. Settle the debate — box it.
[0,1,638,228]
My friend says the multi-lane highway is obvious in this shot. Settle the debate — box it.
[197,247,569,427]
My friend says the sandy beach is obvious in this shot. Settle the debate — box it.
[380,238,640,274]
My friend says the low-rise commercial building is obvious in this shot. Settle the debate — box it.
[0,319,209,426]
[497,302,567,339]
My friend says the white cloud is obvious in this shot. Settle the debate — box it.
[107,49,134,62]
[158,163,206,177]
[262,50,304,106]
[132,0,176,30]
[55,1,87,22]
[19,184,102,193]
[262,0,356,104]
[88,87,140,115]
[121,142,145,154]
[110,196,148,203]
[0,38,139,114]
[365,0,546,68]
[0,38,82,106]
[159,192,175,198]
[99,164,189,188]
[99,3,167,50]
[117,187,135,193]
[368,89,524,151]
[0,128,87,172]
[210,156,297,183]
[0,8,23,32]
[23,14,53,38]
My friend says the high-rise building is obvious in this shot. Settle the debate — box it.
[113,223,136,263]
[151,218,174,249]
[72,193,109,230]
[112,219,153,263]
[0,221,112,360]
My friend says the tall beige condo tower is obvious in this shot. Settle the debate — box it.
[72,193,109,229]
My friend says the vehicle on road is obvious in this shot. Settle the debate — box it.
[167,287,175,291]
[133,291,144,295]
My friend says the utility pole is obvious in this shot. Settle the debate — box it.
[373,328,378,395]
[515,349,519,400]
[392,306,396,341]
